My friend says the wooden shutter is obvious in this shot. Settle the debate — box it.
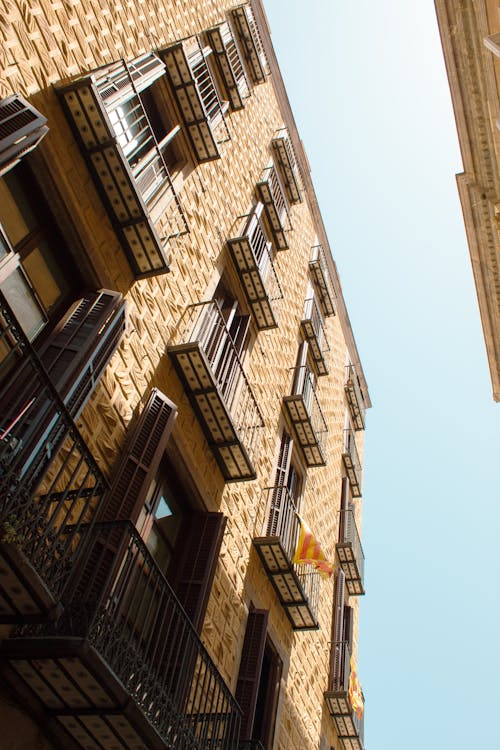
[36,289,125,417]
[267,431,292,535]
[343,605,354,648]
[339,477,349,542]
[94,53,166,109]
[102,388,178,523]
[170,511,226,632]
[0,94,48,176]
[236,608,269,742]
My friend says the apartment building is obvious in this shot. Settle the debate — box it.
[0,1,371,748]
[435,0,500,401]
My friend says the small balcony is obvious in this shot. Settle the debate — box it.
[345,365,366,431]
[256,163,290,250]
[300,296,330,376]
[253,487,320,630]
[271,131,302,204]
[58,53,189,278]
[0,94,48,176]
[228,204,283,330]
[1,521,241,750]
[229,4,268,85]
[342,429,362,498]
[309,244,335,317]
[0,292,108,624]
[324,641,365,750]
[283,366,327,467]
[206,22,250,111]
[161,37,231,162]
[168,301,264,482]
[337,509,365,596]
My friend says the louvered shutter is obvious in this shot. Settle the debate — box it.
[0,94,48,176]
[236,608,269,741]
[94,53,166,110]
[102,388,178,523]
[36,290,125,417]
[329,568,346,690]
[170,511,226,632]
[339,477,349,542]
[267,431,292,535]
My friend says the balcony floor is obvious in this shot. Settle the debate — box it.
[0,542,60,624]
[336,543,365,596]
[324,690,363,750]
[300,319,328,376]
[228,237,278,330]
[341,453,362,498]
[253,536,319,630]
[283,395,326,467]
[169,342,257,481]
[1,638,180,750]
[256,181,288,250]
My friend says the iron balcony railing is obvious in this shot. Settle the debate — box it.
[55,521,242,749]
[345,364,366,430]
[343,427,362,493]
[291,365,328,451]
[0,291,108,612]
[245,208,282,301]
[309,244,335,317]
[338,508,365,587]
[187,42,229,131]
[229,4,268,84]
[174,301,264,467]
[303,295,330,369]
[329,640,365,742]
[259,163,289,225]
[263,485,321,618]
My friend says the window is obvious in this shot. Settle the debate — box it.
[0,164,84,339]
[58,52,190,277]
[236,608,283,748]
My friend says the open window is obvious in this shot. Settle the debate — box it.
[58,52,190,277]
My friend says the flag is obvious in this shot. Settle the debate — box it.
[349,655,364,720]
[292,514,334,578]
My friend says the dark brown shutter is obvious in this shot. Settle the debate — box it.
[102,388,178,522]
[343,605,354,648]
[236,608,269,741]
[339,477,349,542]
[0,94,48,176]
[36,289,125,417]
[170,511,226,632]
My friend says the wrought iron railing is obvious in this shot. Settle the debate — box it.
[263,485,320,618]
[173,301,264,466]
[345,364,366,429]
[303,295,329,358]
[259,163,289,226]
[329,640,364,741]
[0,290,108,601]
[187,40,231,145]
[344,428,362,484]
[223,24,250,100]
[59,521,241,749]
[309,244,335,315]
[242,206,283,302]
[290,365,328,451]
[338,508,365,585]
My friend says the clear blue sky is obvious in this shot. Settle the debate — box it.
[264,1,499,748]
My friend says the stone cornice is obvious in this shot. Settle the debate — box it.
[251,0,372,409]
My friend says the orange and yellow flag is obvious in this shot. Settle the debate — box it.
[348,655,364,720]
[292,515,334,578]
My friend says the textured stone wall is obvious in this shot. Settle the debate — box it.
[0,1,366,749]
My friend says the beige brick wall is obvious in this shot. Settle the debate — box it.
[0,1,367,749]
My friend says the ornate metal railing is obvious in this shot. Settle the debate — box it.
[244,206,283,303]
[345,364,366,430]
[329,640,364,741]
[309,244,335,316]
[303,296,329,360]
[263,485,320,618]
[291,365,328,451]
[0,290,108,601]
[259,163,289,225]
[344,428,362,485]
[59,521,242,749]
[174,301,264,466]
[338,508,365,584]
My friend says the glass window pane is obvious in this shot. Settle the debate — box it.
[0,268,45,341]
